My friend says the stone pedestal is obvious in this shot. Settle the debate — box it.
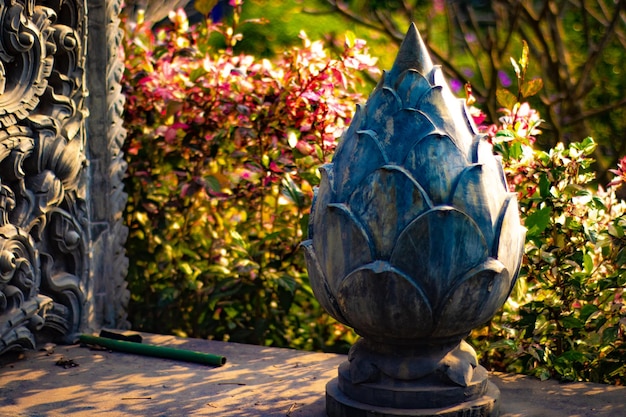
[326,362,499,417]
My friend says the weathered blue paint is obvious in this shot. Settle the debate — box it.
[303,22,524,417]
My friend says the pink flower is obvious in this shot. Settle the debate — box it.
[608,156,626,188]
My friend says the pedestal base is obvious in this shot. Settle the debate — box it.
[326,364,500,417]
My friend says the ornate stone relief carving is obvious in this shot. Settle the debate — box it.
[85,0,130,329]
[0,0,90,353]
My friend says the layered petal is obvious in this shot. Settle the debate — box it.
[450,163,508,251]
[379,109,438,164]
[363,84,402,130]
[332,129,387,202]
[336,261,434,340]
[390,207,489,311]
[404,133,467,205]
[492,194,526,291]
[347,165,431,259]
[395,69,432,109]
[434,258,507,338]
[301,239,349,326]
[313,202,374,293]
[415,86,473,158]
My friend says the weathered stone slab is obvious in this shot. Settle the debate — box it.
[0,333,624,416]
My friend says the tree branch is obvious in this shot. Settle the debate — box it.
[573,0,625,100]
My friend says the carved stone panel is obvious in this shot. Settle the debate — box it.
[0,0,128,354]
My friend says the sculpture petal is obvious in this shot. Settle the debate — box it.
[431,66,480,136]
[450,164,507,250]
[363,85,402,131]
[301,239,350,325]
[336,261,434,340]
[347,165,431,259]
[313,203,374,293]
[471,135,508,189]
[404,133,467,205]
[308,164,333,240]
[390,207,489,310]
[332,129,387,202]
[415,86,473,158]
[435,258,507,338]
[395,69,432,109]
[492,194,526,291]
[381,109,438,164]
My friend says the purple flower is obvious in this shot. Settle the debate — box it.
[450,78,463,94]
[498,70,512,87]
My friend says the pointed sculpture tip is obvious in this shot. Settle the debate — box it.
[389,23,434,79]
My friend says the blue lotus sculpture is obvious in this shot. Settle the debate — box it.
[302,24,525,388]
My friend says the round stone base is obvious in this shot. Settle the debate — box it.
[337,361,490,409]
[326,378,500,417]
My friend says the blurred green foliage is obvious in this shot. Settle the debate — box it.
[122,4,376,350]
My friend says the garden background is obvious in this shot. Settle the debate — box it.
[120,0,626,385]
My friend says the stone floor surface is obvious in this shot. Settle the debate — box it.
[0,332,624,416]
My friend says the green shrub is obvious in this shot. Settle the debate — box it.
[469,44,626,384]
[122,5,376,350]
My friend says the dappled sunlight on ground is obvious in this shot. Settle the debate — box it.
[491,371,625,417]
[0,336,624,416]
[0,334,343,416]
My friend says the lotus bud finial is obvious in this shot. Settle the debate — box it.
[302,23,525,416]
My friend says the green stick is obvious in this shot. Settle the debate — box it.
[79,334,226,366]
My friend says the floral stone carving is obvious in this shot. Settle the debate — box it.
[0,0,130,354]
[0,0,90,353]
[302,24,525,416]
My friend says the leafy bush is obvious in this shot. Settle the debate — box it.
[122,4,376,350]
[469,44,626,385]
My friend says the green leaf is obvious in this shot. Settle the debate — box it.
[525,205,552,237]
[608,222,623,238]
[561,315,583,329]
[521,78,543,98]
[205,175,221,192]
[281,174,305,208]
[602,326,619,343]
[189,67,207,83]
[300,213,310,238]
[616,248,626,267]
[345,30,356,48]
[314,144,324,161]
[580,304,599,322]
[179,262,193,276]
[583,253,594,274]
[277,274,298,293]
[557,350,586,364]
[510,57,521,78]
[195,0,219,15]
[496,88,517,110]
[579,137,596,155]
[519,40,529,73]
[539,174,550,198]
[509,141,523,159]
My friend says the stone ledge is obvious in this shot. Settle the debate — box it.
[0,333,623,416]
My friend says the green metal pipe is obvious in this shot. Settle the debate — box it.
[79,334,226,366]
